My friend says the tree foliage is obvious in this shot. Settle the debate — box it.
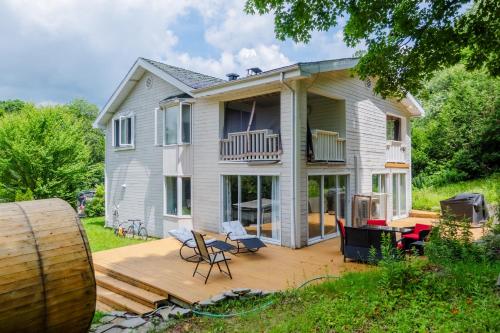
[245,0,499,98]
[412,65,499,187]
[0,102,103,203]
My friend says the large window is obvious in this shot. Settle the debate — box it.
[392,173,407,218]
[113,115,134,147]
[165,176,191,216]
[372,174,387,193]
[386,115,401,141]
[308,174,348,241]
[164,103,191,145]
[222,175,280,242]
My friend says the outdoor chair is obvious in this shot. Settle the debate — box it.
[168,227,217,262]
[400,223,432,251]
[222,221,267,254]
[191,230,232,284]
[367,219,387,226]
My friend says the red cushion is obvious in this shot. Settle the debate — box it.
[338,221,345,237]
[414,223,431,234]
[397,241,404,250]
[367,219,387,226]
[402,233,419,240]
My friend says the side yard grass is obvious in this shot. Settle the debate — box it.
[172,260,500,333]
[82,216,148,252]
[413,173,499,212]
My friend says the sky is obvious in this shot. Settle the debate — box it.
[0,0,360,108]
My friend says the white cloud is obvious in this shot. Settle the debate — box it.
[0,0,355,106]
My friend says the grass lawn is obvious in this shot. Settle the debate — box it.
[413,173,499,212]
[171,260,500,333]
[82,216,149,252]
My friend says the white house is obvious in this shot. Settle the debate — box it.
[93,57,423,248]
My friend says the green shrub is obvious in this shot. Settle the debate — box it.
[85,184,105,217]
[14,188,34,202]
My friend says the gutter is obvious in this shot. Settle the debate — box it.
[280,72,297,249]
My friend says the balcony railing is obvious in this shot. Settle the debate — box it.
[386,140,406,163]
[310,129,346,162]
[220,129,281,161]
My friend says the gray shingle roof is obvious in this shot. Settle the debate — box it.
[141,58,225,89]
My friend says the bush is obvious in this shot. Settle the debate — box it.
[85,184,105,217]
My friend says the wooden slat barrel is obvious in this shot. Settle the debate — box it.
[0,199,96,333]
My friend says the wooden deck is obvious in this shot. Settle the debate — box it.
[94,236,365,313]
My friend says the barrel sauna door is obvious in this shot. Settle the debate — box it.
[0,199,96,333]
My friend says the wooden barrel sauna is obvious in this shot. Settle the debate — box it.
[0,199,96,333]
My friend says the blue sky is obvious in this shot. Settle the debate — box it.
[0,0,360,107]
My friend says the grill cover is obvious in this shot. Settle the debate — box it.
[440,193,489,223]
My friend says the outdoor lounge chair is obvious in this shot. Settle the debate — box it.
[222,221,267,254]
[191,230,232,284]
[168,227,217,262]
[400,223,432,251]
[367,219,387,226]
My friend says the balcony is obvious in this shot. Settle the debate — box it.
[310,129,346,162]
[220,129,281,161]
[386,140,406,163]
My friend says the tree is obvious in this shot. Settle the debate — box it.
[0,104,95,202]
[245,0,499,98]
[412,65,499,186]
[0,99,27,116]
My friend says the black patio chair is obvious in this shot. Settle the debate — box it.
[191,230,232,284]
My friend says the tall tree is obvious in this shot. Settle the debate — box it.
[412,65,499,186]
[245,0,499,98]
[0,104,94,202]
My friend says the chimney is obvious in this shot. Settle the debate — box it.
[246,67,262,76]
[226,73,240,81]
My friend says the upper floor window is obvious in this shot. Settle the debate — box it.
[386,115,401,141]
[164,103,192,145]
[113,115,134,147]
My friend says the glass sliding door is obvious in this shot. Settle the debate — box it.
[240,176,258,236]
[308,174,349,242]
[392,173,407,218]
[222,175,281,242]
[260,176,280,240]
[308,176,322,239]
[323,176,337,236]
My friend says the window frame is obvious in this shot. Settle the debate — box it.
[112,113,135,149]
[372,173,387,193]
[163,102,192,146]
[164,176,192,217]
[386,114,403,142]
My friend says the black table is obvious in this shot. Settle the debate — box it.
[360,225,413,234]
[210,240,236,252]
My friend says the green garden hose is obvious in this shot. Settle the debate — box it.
[191,274,339,318]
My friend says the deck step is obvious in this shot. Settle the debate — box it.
[94,263,168,298]
[95,271,166,308]
[96,300,115,313]
[96,286,154,315]
[410,210,440,219]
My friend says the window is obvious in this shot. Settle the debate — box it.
[113,115,134,147]
[222,175,280,241]
[181,103,191,144]
[164,106,178,145]
[165,177,177,215]
[372,174,387,193]
[386,115,401,141]
[163,103,192,145]
[165,176,192,216]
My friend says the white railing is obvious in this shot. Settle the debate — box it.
[220,129,281,161]
[386,140,406,163]
[311,129,346,162]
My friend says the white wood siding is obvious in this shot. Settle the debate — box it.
[105,73,183,237]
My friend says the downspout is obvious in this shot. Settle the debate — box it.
[281,72,297,249]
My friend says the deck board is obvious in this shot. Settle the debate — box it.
[93,236,366,305]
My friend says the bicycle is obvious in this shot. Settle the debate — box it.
[126,219,148,240]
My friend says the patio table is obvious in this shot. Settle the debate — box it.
[360,225,413,234]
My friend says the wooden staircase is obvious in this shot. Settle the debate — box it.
[94,264,168,315]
